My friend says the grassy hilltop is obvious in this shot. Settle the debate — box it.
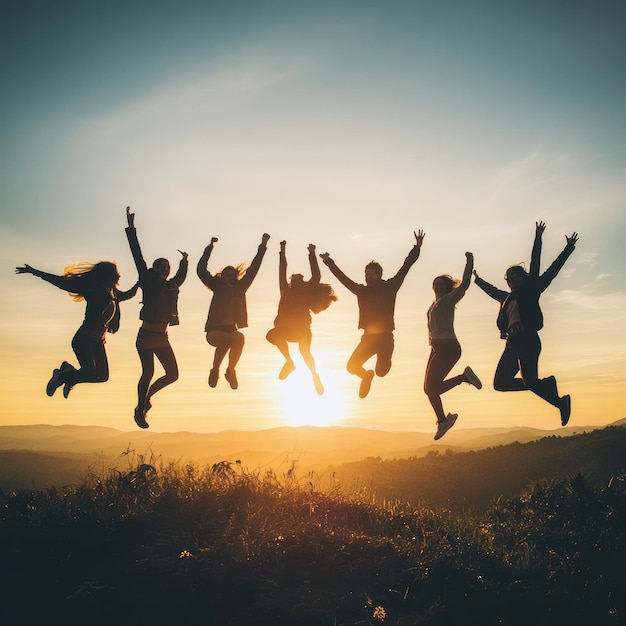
[0,426,625,625]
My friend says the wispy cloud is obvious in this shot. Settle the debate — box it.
[548,288,626,312]
[77,54,316,141]
[483,148,579,204]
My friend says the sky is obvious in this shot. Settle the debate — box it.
[1,0,625,435]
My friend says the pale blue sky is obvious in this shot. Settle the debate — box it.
[1,0,625,433]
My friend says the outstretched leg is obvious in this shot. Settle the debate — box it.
[207,330,234,386]
[147,340,178,400]
[298,333,324,395]
[423,339,462,423]
[226,330,245,371]
[298,333,316,374]
[133,331,156,429]
[135,330,156,409]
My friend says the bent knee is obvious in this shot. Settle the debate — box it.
[376,362,391,377]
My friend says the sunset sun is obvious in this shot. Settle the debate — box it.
[276,367,347,427]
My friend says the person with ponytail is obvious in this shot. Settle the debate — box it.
[425,252,482,441]
[266,241,337,395]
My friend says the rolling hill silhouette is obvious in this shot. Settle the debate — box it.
[1,421,624,501]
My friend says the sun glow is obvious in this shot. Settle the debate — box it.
[277,367,347,427]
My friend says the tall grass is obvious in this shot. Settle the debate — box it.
[1,452,624,625]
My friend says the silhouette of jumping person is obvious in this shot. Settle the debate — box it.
[125,207,188,429]
[425,252,482,441]
[473,221,579,426]
[266,241,337,395]
[197,233,270,390]
[320,230,425,398]
[15,260,137,398]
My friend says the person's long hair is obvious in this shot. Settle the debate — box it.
[217,263,247,280]
[306,282,338,314]
[433,274,459,294]
[62,261,119,301]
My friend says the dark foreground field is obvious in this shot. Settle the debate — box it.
[1,430,625,625]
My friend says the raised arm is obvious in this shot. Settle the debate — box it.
[529,221,545,279]
[279,240,288,291]
[307,243,321,283]
[390,229,425,285]
[537,230,579,293]
[196,237,219,289]
[448,251,474,304]
[240,233,270,291]
[124,206,149,276]
[320,252,360,294]
[171,249,188,287]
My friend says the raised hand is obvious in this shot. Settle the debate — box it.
[261,233,271,246]
[126,206,135,227]
[280,240,286,252]
[15,264,34,275]
[177,249,189,261]
[465,251,474,261]
[414,229,425,247]
[319,252,330,262]
[210,237,219,245]
[307,243,316,254]
[535,221,546,237]
[566,232,579,246]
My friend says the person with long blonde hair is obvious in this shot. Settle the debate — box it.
[15,259,137,397]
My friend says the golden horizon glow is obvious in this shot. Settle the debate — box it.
[276,364,348,427]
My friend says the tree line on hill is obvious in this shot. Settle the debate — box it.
[328,425,626,512]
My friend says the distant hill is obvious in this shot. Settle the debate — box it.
[0,420,615,462]
[0,421,624,494]
[0,450,91,490]
[328,425,626,512]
